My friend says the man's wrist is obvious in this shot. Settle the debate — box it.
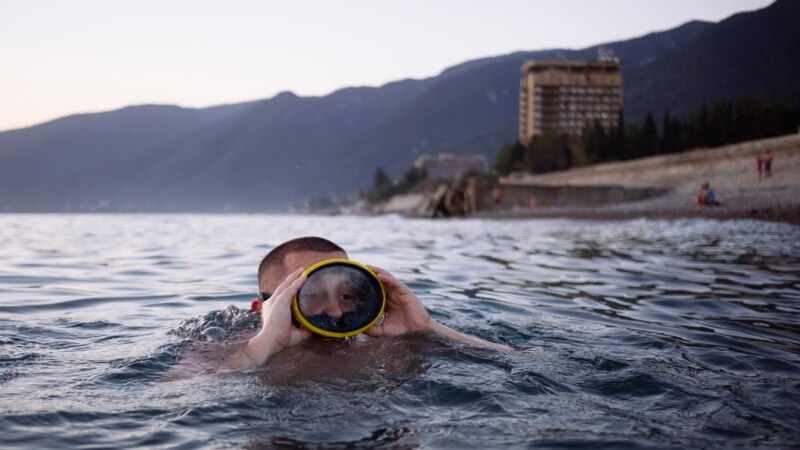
[245,331,281,365]
[426,318,445,334]
[427,320,512,350]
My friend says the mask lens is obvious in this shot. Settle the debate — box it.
[296,263,383,336]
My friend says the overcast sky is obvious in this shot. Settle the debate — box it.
[0,0,773,132]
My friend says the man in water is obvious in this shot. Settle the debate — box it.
[226,236,509,369]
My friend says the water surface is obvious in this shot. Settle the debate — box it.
[1,214,799,449]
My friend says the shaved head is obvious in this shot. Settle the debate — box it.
[258,237,346,294]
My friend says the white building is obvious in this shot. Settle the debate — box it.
[413,153,487,179]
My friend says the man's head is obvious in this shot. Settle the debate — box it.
[252,236,347,312]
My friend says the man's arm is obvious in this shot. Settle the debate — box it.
[428,320,511,351]
[365,266,512,351]
[226,268,312,370]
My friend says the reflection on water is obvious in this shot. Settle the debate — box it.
[0,214,799,448]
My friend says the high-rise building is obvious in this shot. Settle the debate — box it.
[519,60,623,145]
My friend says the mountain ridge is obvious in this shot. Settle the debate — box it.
[1,0,796,212]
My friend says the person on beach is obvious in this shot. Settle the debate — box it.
[491,186,504,210]
[693,182,721,206]
[763,150,773,178]
[756,154,764,180]
[225,237,510,369]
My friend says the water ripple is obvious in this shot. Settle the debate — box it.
[0,214,798,448]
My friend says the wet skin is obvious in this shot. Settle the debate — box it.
[225,250,511,371]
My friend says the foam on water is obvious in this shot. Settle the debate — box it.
[0,214,799,448]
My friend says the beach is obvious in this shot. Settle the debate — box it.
[479,132,800,224]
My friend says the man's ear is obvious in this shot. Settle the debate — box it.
[251,298,263,313]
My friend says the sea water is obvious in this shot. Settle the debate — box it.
[0,214,798,449]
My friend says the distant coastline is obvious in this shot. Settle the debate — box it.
[471,188,800,226]
[380,132,800,225]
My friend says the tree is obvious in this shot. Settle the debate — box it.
[569,140,589,168]
[493,96,799,178]
[661,109,681,154]
[706,98,734,147]
[365,166,429,204]
[759,101,796,137]
[366,168,395,203]
[396,166,427,193]
[525,133,572,173]
[687,103,709,149]
[640,111,660,156]
[494,141,526,176]
[626,111,659,159]
[733,97,762,142]
[625,123,643,160]
[611,109,628,160]
[581,120,607,163]
[372,168,391,190]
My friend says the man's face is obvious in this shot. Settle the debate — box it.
[260,250,348,297]
[298,271,352,313]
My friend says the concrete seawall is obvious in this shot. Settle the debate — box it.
[471,183,667,210]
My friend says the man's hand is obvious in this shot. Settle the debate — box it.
[364,265,432,338]
[227,268,312,369]
[365,265,512,351]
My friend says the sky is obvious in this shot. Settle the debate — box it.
[0,0,773,132]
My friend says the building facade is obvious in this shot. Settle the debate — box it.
[519,60,623,144]
[413,153,487,179]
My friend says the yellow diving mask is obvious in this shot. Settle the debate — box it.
[292,259,386,338]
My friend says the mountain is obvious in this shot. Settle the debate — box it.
[625,0,800,120]
[0,102,254,210]
[328,19,714,186]
[112,80,435,211]
[0,0,796,212]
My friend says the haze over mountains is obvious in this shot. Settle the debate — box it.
[1,0,797,212]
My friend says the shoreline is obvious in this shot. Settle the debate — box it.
[470,186,800,225]
[457,132,800,225]
[471,204,800,225]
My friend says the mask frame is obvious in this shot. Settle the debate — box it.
[292,258,386,338]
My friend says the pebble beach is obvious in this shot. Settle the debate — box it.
[482,132,800,224]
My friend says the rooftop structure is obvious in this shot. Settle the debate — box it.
[519,60,623,144]
[413,153,487,179]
